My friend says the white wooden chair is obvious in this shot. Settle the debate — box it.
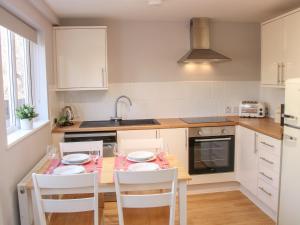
[59,141,103,158]
[114,168,178,225]
[118,138,164,154]
[32,172,99,225]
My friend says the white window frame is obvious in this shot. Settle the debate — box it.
[0,26,34,134]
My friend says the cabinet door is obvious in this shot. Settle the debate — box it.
[261,20,284,86]
[117,129,157,143]
[158,128,188,170]
[55,27,107,89]
[237,126,258,195]
[284,11,300,80]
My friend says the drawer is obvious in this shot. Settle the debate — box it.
[258,165,280,189]
[259,150,281,172]
[257,179,279,212]
[257,133,282,156]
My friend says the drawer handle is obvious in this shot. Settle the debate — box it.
[260,141,274,148]
[259,186,272,197]
[260,157,274,165]
[259,172,273,181]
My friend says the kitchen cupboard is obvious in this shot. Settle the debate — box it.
[261,19,284,86]
[237,126,282,214]
[157,128,188,170]
[237,126,258,195]
[117,129,157,144]
[54,26,108,90]
[261,9,300,87]
[116,128,188,169]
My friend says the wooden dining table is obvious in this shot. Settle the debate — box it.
[17,154,191,225]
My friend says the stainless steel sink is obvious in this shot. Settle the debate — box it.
[80,119,159,128]
[119,119,159,126]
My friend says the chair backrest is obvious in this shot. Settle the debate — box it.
[59,141,103,158]
[32,172,99,225]
[118,138,164,154]
[114,168,177,225]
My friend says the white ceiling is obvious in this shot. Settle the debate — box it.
[43,0,300,22]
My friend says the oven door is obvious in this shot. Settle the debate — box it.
[189,135,235,174]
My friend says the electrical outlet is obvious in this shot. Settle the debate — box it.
[225,106,232,114]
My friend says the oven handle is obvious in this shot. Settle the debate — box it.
[194,137,232,142]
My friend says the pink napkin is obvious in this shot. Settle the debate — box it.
[114,153,169,171]
[45,158,103,174]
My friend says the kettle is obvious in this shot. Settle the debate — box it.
[62,106,74,122]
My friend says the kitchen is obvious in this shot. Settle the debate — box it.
[0,0,300,225]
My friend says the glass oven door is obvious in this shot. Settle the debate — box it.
[189,135,235,174]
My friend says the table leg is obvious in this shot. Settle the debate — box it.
[178,181,187,225]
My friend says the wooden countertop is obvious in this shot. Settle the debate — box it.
[53,116,283,140]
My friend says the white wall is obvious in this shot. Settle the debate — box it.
[58,81,260,121]
[0,1,55,225]
[60,19,261,82]
[56,19,262,120]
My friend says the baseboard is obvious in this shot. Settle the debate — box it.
[187,181,240,195]
[240,185,277,222]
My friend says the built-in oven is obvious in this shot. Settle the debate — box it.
[188,126,235,175]
[64,131,117,157]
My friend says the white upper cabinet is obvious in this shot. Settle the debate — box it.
[261,19,284,86]
[54,26,108,90]
[284,11,300,80]
[261,9,300,87]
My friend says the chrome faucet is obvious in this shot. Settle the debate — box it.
[111,95,132,121]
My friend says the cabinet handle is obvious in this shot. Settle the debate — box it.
[254,133,258,154]
[260,157,274,165]
[185,129,188,149]
[259,186,272,197]
[259,172,273,181]
[281,63,285,84]
[101,68,105,87]
[277,63,281,84]
[284,114,298,121]
[260,141,274,148]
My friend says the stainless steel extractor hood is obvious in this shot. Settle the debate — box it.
[178,18,231,63]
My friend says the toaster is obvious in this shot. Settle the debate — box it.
[239,101,267,118]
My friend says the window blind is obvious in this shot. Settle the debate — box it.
[0,6,37,43]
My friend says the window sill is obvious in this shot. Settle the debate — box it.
[7,120,50,149]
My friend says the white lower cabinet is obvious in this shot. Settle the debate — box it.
[237,126,258,195]
[117,129,157,143]
[116,128,188,169]
[157,128,188,170]
[237,126,282,215]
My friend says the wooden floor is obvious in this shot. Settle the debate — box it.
[50,191,275,225]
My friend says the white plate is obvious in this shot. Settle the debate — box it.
[53,165,85,175]
[61,158,91,165]
[127,151,154,161]
[62,153,90,163]
[128,162,159,172]
[127,155,156,163]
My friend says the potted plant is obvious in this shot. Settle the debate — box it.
[16,104,38,130]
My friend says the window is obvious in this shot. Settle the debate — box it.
[0,26,35,133]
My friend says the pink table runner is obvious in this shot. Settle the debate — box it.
[114,153,169,171]
[45,158,103,174]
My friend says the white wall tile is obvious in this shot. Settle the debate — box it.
[57,81,261,120]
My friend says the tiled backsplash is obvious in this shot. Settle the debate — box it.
[58,81,275,120]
